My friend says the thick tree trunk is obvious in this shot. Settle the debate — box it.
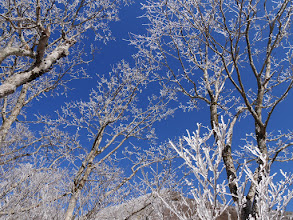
[64,192,79,220]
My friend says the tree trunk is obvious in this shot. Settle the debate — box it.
[64,127,105,220]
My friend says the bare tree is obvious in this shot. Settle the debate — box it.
[0,1,146,219]
[0,0,124,98]
[0,163,69,219]
[130,0,293,218]
[36,62,173,219]
[168,121,293,220]
[0,59,172,219]
[2,0,293,219]
[0,0,126,164]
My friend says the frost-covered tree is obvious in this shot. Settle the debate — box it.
[35,61,172,219]
[130,0,293,218]
[0,0,125,97]
[0,59,172,219]
[0,163,69,219]
[2,0,293,219]
[0,1,152,219]
[0,0,126,166]
[167,121,293,220]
